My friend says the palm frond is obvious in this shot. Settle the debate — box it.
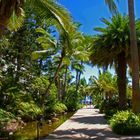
[28,0,75,34]
[94,27,106,33]
[105,0,119,14]
[8,9,25,31]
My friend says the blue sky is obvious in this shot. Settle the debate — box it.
[58,0,140,82]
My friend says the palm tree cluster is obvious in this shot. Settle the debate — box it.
[80,0,139,113]
[0,0,140,119]
[90,14,140,110]
[0,2,92,131]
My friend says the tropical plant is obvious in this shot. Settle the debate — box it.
[110,111,140,135]
[0,109,15,122]
[105,0,140,113]
[128,0,140,113]
[87,72,118,111]
[0,0,74,36]
[17,101,42,121]
[90,14,140,110]
[105,0,118,14]
[53,102,67,114]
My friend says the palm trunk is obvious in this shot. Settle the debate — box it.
[0,0,16,35]
[75,70,79,92]
[0,0,24,36]
[128,0,140,113]
[116,52,127,110]
[54,76,61,101]
[42,46,66,102]
[62,65,68,100]
[75,70,81,93]
[45,57,63,96]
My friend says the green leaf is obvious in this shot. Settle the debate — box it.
[62,57,71,65]
[32,50,48,60]
[36,28,51,37]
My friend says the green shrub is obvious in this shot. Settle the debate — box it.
[65,88,82,111]
[110,111,140,135]
[100,99,118,112]
[104,108,118,120]
[17,101,43,121]
[53,103,67,114]
[0,108,15,122]
[99,99,118,119]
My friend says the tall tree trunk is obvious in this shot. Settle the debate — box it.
[62,65,68,100]
[75,70,79,92]
[45,57,63,96]
[128,0,140,113]
[75,70,81,93]
[54,76,61,101]
[117,52,127,110]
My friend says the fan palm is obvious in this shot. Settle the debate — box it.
[90,14,140,109]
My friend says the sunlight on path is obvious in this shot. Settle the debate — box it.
[44,106,140,140]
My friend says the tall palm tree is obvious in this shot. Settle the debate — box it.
[128,0,140,113]
[34,26,88,101]
[105,0,140,113]
[90,14,140,110]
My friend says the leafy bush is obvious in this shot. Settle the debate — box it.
[65,100,82,112]
[0,109,15,122]
[17,101,43,121]
[65,85,82,111]
[65,92,80,111]
[104,108,118,120]
[53,103,67,114]
[99,99,118,119]
[110,111,140,135]
[31,76,49,95]
[99,98,120,121]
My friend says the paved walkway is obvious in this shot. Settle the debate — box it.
[44,106,140,140]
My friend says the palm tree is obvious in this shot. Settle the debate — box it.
[105,0,140,113]
[128,0,140,113]
[71,34,90,93]
[72,61,85,93]
[0,0,74,35]
[34,26,86,99]
[90,14,140,110]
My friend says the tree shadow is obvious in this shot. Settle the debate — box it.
[42,107,140,140]
[44,128,140,140]
[71,115,107,125]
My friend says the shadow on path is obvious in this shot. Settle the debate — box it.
[43,106,140,140]
[71,115,107,125]
[46,128,121,140]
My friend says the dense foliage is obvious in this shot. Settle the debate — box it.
[0,0,140,138]
[0,4,87,130]
[110,111,140,135]
[0,109,15,122]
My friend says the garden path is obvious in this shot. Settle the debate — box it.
[44,105,140,140]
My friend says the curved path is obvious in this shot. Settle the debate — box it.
[44,106,140,140]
